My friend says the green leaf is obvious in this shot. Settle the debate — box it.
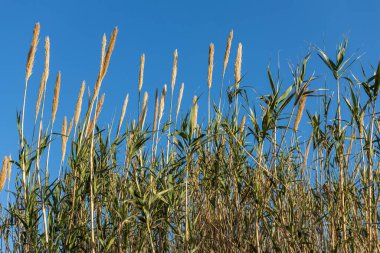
[267,66,276,93]
[278,84,294,104]
[373,61,380,99]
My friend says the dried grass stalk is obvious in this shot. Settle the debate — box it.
[208,43,214,89]
[359,112,365,137]
[302,136,313,171]
[223,30,233,78]
[51,72,61,125]
[26,23,40,82]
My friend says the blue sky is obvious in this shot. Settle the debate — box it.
[0,0,380,195]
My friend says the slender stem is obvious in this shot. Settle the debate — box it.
[166,89,174,163]
[336,78,347,251]
[89,126,96,253]
[36,121,49,246]
[367,100,376,251]
[21,79,29,201]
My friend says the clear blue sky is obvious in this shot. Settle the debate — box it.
[0,0,379,191]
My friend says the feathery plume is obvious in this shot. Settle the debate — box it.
[171,49,178,92]
[74,81,86,127]
[61,117,68,162]
[100,34,107,68]
[138,54,145,93]
[101,27,118,79]
[208,43,214,89]
[294,92,308,132]
[62,116,67,137]
[43,37,50,83]
[240,115,246,134]
[94,94,105,122]
[92,28,117,105]
[234,43,242,88]
[223,30,233,78]
[302,137,313,171]
[7,155,12,181]
[51,72,61,125]
[35,37,50,122]
[176,83,184,120]
[88,93,105,135]
[140,92,148,129]
[26,23,40,82]
[153,89,159,132]
[191,96,198,131]
[0,157,8,192]
[67,117,74,137]
[158,85,167,125]
[117,94,129,136]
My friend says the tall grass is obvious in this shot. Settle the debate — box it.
[0,23,379,252]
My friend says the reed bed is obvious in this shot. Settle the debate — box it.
[0,23,379,252]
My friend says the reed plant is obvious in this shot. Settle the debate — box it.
[0,23,379,252]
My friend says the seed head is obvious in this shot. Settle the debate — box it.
[223,30,233,78]
[7,155,12,181]
[100,34,107,68]
[61,116,68,162]
[176,83,184,120]
[208,43,214,89]
[87,93,105,135]
[35,37,50,122]
[140,92,148,129]
[51,72,61,125]
[153,89,159,132]
[26,23,40,81]
[234,43,242,88]
[171,49,178,93]
[240,115,246,134]
[117,94,129,136]
[158,85,167,125]
[74,81,86,126]
[67,117,74,137]
[0,157,8,192]
[138,54,145,93]
[101,27,118,79]
[294,92,308,132]
[191,96,198,131]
